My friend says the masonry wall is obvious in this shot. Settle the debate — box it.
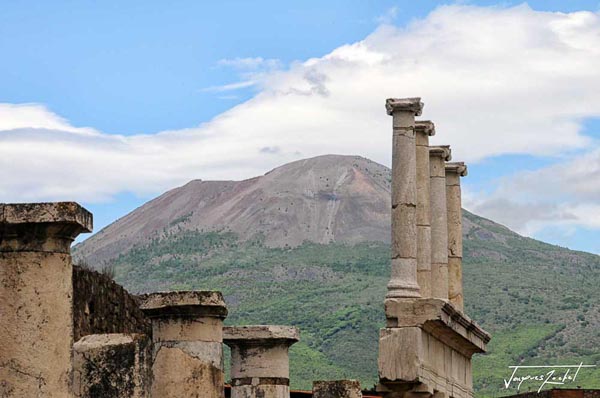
[73,265,151,341]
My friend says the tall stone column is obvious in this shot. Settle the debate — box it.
[224,325,299,398]
[429,147,451,300]
[385,97,424,299]
[0,202,92,397]
[445,162,467,311]
[415,121,435,298]
[139,291,228,398]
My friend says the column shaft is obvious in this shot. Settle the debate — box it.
[0,202,92,397]
[386,98,424,299]
[415,121,435,298]
[224,325,299,398]
[446,162,467,311]
[140,291,227,398]
[429,148,451,300]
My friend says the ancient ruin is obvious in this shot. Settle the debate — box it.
[0,97,490,397]
[379,98,490,398]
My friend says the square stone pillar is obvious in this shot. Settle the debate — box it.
[313,380,362,398]
[224,325,299,398]
[73,333,152,397]
[385,97,424,300]
[0,202,92,397]
[445,162,468,312]
[415,121,435,298]
[139,291,228,398]
[428,147,451,300]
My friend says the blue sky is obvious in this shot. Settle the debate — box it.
[1,1,599,253]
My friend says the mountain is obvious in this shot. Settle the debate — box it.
[73,155,600,396]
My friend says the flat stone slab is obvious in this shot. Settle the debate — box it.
[223,325,299,343]
[138,291,227,319]
[0,202,92,232]
[385,298,490,356]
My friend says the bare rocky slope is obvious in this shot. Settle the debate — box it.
[76,155,392,264]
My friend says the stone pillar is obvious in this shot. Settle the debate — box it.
[139,291,228,398]
[73,333,152,398]
[385,97,424,299]
[313,380,362,398]
[0,202,92,397]
[415,121,435,298]
[429,147,451,300]
[445,162,467,311]
[224,325,299,398]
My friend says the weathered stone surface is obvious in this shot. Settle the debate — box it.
[445,162,467,311]
[0,202,92,230]
[140,290,227,398]
[72,333,151,398]
[138,290,227,318]
[387,98,422,299]
[0,201,91,397]
[313,380,363,398]
[0,252,74,397]
[224,325,299,398]
[151,345,224,398]
[379,327,422,383]
[383,298,490,356]
[1,202,92,253]
[73,265,151,342]
[415,121,434,298]
[386,98,424,116]
[429,148,450,300]
[232,384,289,398]
[378,324,482,398]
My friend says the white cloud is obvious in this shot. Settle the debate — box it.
[2,4,600,216]
[466,147,600,235]
[0,103,98,135]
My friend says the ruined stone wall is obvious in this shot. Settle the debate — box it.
[73,265,151,341]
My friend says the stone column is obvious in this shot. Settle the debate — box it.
[139,291,228,398]
[385,97,424,299]
[0,202,92,397]
[224,325,299,398]
[313,380,362,398]
[429,147,451,300]
[445,162,467,311]
[415,121,435,298]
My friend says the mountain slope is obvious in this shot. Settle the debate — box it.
[76,155,391,265]
[74,155,600,396]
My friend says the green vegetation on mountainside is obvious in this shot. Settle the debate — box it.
[106,212,600,395]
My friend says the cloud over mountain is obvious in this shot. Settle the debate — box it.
[1,4,599,237]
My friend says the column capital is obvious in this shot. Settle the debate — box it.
[445,162,468,177]
[386,97,424,116]
[429,145,452,161]
[0,202,93,253]
[139,291,228,319]
[415,120,436,136]
[223,325,299,346]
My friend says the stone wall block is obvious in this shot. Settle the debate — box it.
[313,380,363,398]
[72,333,152,398]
